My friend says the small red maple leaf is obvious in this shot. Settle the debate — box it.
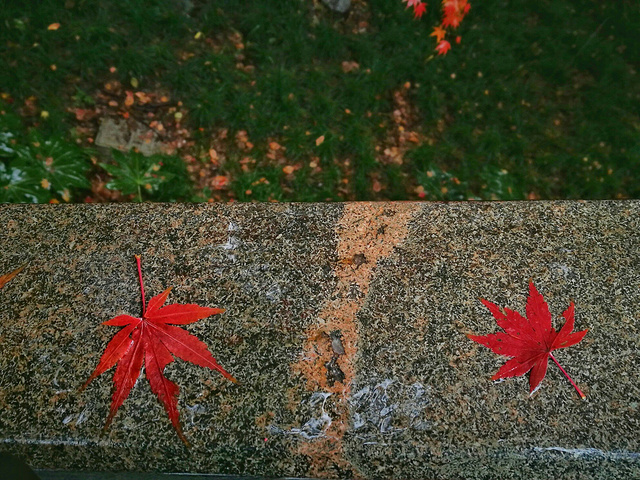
[435,40,451,55]
[468,282,588,398]
[82,255,236,445]
[413,2,427,19]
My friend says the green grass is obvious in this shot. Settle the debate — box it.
[1,0,639,202]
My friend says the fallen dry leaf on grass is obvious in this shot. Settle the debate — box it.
[341,61,360,73]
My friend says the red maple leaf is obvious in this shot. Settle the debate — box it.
[441,0,470,28]
[435,40,451,55]
[442,10,462,28]
[82,255,236,445]
[413,2,427,19]
[468,282,588,398]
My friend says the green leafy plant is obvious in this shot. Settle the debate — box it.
[101,150,192,202]
[0,132,16,159]
[0,133,91,203]
[479,166,521,200]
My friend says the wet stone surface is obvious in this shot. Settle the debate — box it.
[0,202,639,479]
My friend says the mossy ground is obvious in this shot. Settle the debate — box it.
[1,0,639,202]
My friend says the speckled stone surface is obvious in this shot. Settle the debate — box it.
[0,202,638,479]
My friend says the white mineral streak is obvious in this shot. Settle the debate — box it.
[272,392,333,439]
[533,446,640,460]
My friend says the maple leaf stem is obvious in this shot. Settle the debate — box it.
[135,255,146,316]
[549,352,586,400]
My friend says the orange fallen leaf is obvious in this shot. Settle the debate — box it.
[341,61,360,73]
[282,165,295,175]
[0,263,27,289]
[430,26,446,43]
[135,92,151,104]
[315,135,325,146]
[124,91,135,107]
[211,175,229,190]
[406,131,420,143]
[47,23,60,31]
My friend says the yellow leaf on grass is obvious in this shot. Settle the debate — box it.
[47,23,60,31]
[315,135,325,146]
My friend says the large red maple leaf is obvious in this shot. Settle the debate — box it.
[82,255,236,445]
[468,282,588,398]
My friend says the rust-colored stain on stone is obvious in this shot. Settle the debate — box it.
[292,203,418,478]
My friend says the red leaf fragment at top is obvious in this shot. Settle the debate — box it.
[413,2,427,19]
[0,263,27,289]
[82,256,236,446]
[468,282,588,398]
